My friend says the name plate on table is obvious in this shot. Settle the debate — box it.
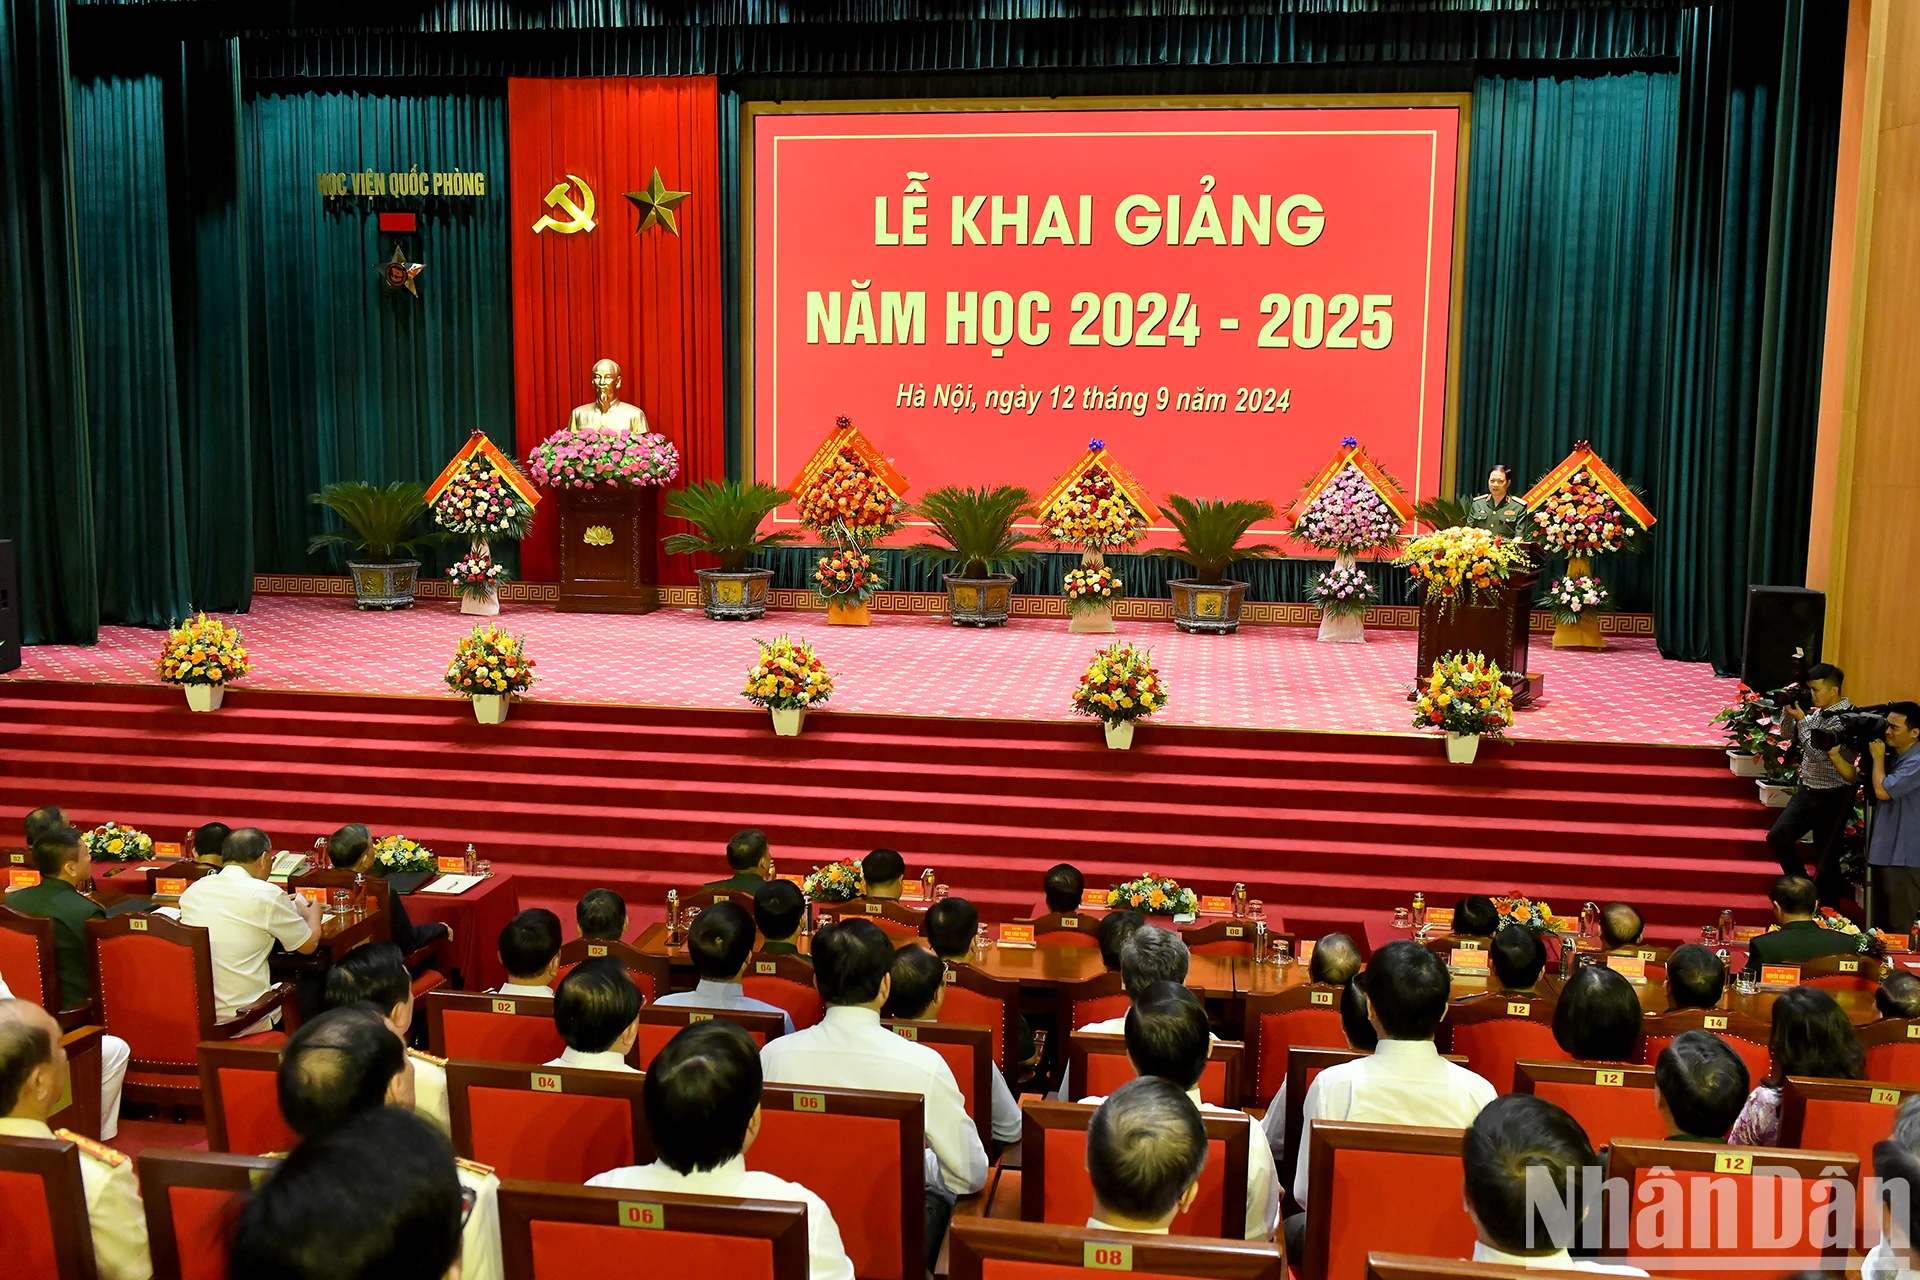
[900,882,926,901]
[778,873,808,887]
[1732,925,1766,942]
[998,924,1036,948]
[294,887,328,907]
[436,856,468,875]
[1298,939,1316,964]
[1082,888,1110,908]
[1886,938,1912,953]
[1607,956,1648,984]
[1424,908,1455,930]
[1574,936,1603,952]
[1450,949,1490,973]
[151,842,182,860]
[154,878,189,897]
[1199,896,1234,915]
[9,869,41,889]
[1759,964,1802,988]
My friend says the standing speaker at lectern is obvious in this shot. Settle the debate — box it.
[568,358,649,436]
[1466,464,1527,539]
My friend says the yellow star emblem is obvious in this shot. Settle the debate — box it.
[378,244,424,296]
[624,168,691,237]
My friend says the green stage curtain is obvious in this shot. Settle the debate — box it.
[750,546,1419,605]
[244,86,515,577]
[71,70,194,628]
[0,0,97,644]
[1452,70,1680,618]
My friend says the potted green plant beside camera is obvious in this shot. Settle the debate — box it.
[908,485,1036,627]
[1156,495,1282,634]
[308,480,439,609]
[663,480,797,620]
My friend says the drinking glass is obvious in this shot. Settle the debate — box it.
[474,860,492,878]
[1700,924,1719,946]
[1392,907,1412,930]
[1248,900,1266,923]
[934,884,950,902]
[1272,937,1292,966]
[330,889,351,915]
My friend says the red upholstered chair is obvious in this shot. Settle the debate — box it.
[1020,1100,1251,1239]
[1061,971,1130,1035]
[634,1007,786,1070]
[1860,1017,1920,1082]
[0,905,63,1012]
[1797,953,1882,994]
[1512,1060,1667,1148]
[742,951,825,1031]
[137,1148,280,1280]
[1301,1121,1474,1280]
[745,1082,924,1280]
[198,1042,296,1156]
[0,1132,98,1279]
[1442,995,1567,1096]
[1362,1256,1675,1280]
[885,1018,995,1148]
[448,1061,652,1182]
[825,897,927,940]
[1778,1075,1917,1237]
[948,1218,1284,1280]
[940,962,1019,1071]
[1069,1030,1244,1107]
[1182,921,1278,959]
[1639,1009,1771,1086]
[1018,912,1104,950]
[554,937,671,1005]
[426,990,565,1065]
[1602,1138,1857,1278]
[498,1182,810,1280]
[1241,985,1349,1108]
[673,887,758,914]
[86,913,295,1107]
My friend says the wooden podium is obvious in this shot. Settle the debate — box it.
[555,486,661,614]
[1416,563,1541,709]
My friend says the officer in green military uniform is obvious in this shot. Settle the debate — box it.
[7,825,105,1009]
[1466,464,1529,539]
[703,828,773,893]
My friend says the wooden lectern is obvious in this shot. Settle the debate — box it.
[1416,562,1541,709]
[555,486,660,614]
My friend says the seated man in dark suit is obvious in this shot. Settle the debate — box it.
[861,848,906,901]
[576,888,626,943]
[325,823,451,954]
[1043,863,1085,915]
[703,828,772,894]
[1654,1031,1749,1142]
[186,823,231,868]
[754,878,809,960]
[1664,943,1726,1012]
[1745,874,1861,967]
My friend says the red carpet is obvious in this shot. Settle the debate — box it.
[0,681,1778,945]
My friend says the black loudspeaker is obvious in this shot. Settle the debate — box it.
[0,540,16,674]
[1741,585,1825,693]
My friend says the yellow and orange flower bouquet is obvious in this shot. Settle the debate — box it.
[445,623,536,698]
[84,821,154,863]
[743,635,834,711]
[156,613,252,687]
[1107,873,1199,916]
[1411,651,1514,738]
[1397,527,1531,619]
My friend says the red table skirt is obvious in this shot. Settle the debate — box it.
[409,872,519,991]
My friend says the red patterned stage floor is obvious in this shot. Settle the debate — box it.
[6,595,1737,746]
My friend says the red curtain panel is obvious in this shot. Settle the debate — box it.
[509,77,724,583]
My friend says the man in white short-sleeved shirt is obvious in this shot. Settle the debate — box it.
[1462,1094,1646,1274]
[589,1019,854,1280]
[1084,1077,1211,1235]
[883,944,1022,1145]
[759,919,988,1271]
[543,957,643,1074]
[1066,924,1206,1098]
[177,828,319,1023]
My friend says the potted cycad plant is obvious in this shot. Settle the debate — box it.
[308,480,439,609]
[1156,495,1282,634]
[908,485,1036,627]
[663,480,798,620]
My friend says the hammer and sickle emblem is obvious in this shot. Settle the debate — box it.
[532,174,596,234]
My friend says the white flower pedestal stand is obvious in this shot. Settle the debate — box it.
[1316,552,1367,643]
[185,684,226,713]
[1445,732,1481,764]
[1104,720,1135,750]
[461,538,501,615]
[472,695,509,724]
[1069,550,1116,634]
[771,707,807,737]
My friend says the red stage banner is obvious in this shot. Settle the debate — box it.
[750,103,1464,545]
[509,77,725,582]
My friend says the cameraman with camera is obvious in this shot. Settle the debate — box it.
[1769,663,1858,907]
[1863,703,1920,932]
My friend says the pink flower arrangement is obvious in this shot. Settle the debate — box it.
[1290,464,1403,554]
[527,426,681,490]
[1306,564,1377,618]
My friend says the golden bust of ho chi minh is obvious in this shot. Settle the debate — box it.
[568,358,649,436]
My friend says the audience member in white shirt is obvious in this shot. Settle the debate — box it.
[1261,965,1379,1179]
[1078,982,1278,1240]
[1065,923,1198,1098]
[653,902,795,1034]
[544,958,642,1073]
[883,943,1023,1145]
[176,828,320,1024]
[1867,1134,1920,1280]
[0,999,151,1280]
[275,1005,501,1280]
[323,941,450,1134]
[1284,940,1496,1261]
[493,907,562,997]
[229,1106,472,1280]
[759,918,988,1271]
[1462,1094,1646,1274]
[1084,1077,1209,1235]
[588,1019,855,1280]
